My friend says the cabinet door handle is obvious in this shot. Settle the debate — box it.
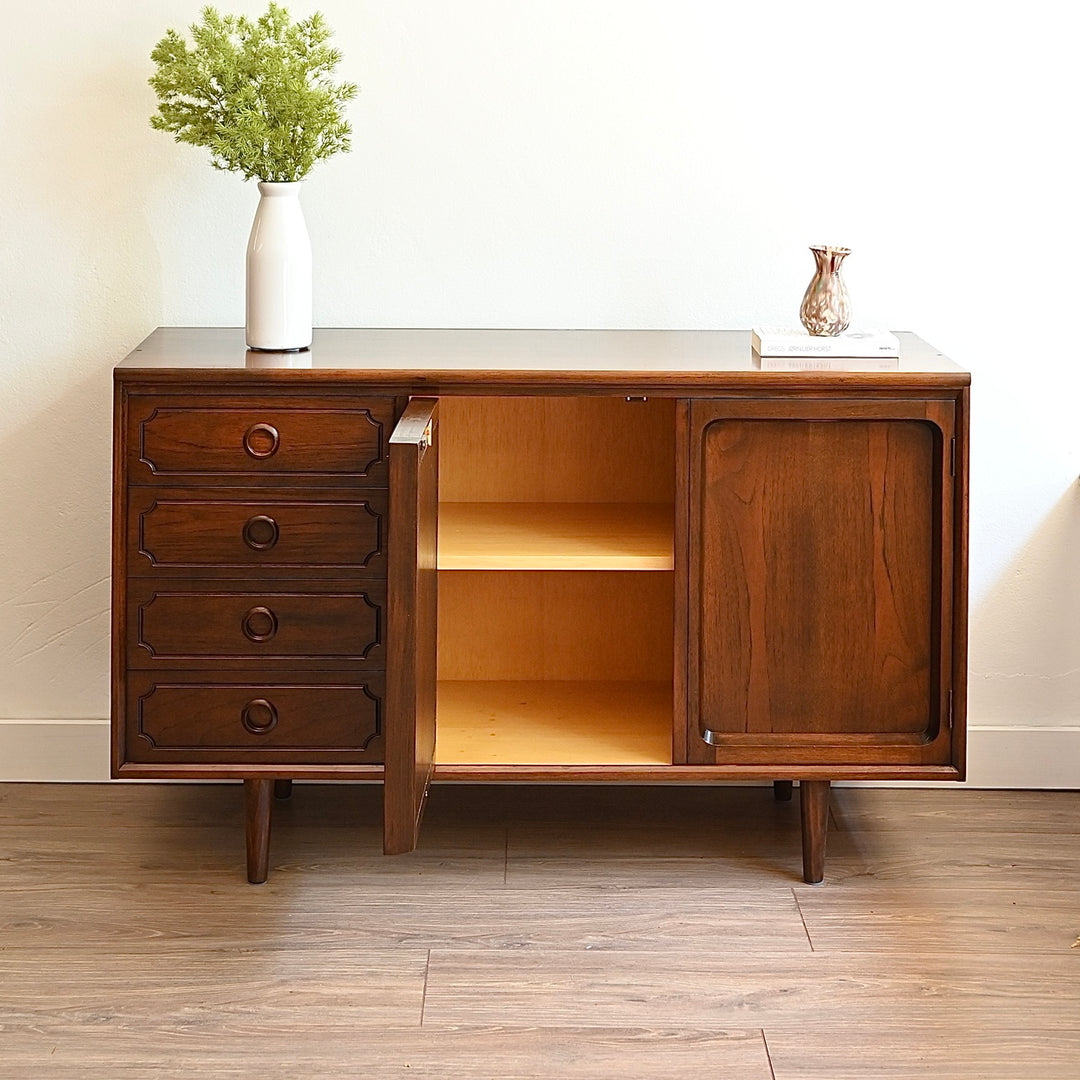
[240,698,278,735]
[242,514,280,550]
[241,605,279,643]
[243,422,280,459]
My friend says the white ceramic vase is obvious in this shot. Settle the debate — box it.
[245,181,313,351]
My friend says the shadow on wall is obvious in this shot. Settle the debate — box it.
[0,368,116,717]
[968,480,1080,730]
[0,55,169,717]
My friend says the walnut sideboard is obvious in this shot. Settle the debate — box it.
[111,328,969,883]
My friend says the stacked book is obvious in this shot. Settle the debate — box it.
[751,328,900,370]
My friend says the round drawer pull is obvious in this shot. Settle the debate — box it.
[241,606,278,642]
[243,422,280,459]
[242,514,280,550]
[241,698,278,735]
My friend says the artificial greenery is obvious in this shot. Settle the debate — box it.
[149,3,357,183]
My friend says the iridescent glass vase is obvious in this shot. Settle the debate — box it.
[799,245,851,336]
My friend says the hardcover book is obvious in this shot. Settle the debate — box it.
[752,327,901,358]
[755,355,901,372]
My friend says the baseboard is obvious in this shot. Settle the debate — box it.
[1,719,1078,787]
[962,726,1080,789]
[0,719,112,781]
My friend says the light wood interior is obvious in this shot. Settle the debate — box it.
[438,396,676,502]
[436,396,676,766]
[435,681,672,765]
[438,502,673,570]
[438,572,673,682]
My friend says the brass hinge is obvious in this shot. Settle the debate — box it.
[949,437,956,477]
[946,689,954,730]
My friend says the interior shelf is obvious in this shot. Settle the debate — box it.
[437,502,674,571]
[435,680,673,765]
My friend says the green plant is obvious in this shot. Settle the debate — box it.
[149,3,357,183]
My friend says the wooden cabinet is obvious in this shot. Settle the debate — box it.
[114,383,397,880]
[112,329,969,884]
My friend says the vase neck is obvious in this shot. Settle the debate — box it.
[811,245,850,274]
[257,181,303,197]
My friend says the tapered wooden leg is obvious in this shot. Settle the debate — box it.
[799,780,830,884]
[273,779,293,800]
[245,779,274,884]
[773,780,794,802]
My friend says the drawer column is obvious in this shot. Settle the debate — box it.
[113,386,396,881]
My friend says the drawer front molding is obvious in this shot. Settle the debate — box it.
[130,586,385,666]
[131,493,387,573]
[127,676,385,762]
[129,398,392,483]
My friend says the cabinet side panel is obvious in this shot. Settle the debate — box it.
[949,388,969,779]
[672,399,690,763]
[696,417,935,740]
[111,381,130,776]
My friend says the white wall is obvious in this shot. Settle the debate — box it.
[2,1,1078,784]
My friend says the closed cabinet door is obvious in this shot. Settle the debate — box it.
[687,397,963,773]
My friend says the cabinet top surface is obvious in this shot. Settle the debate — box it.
[116,328,969,389]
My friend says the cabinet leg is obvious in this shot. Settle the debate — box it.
[273,779,293,800]
[799,780,830,885]
[773,780,794,802]
[244,779,274,884]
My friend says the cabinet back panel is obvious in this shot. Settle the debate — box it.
[438,571,673,682]
[439,397,676,503]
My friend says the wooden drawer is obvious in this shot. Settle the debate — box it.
[127,581,385,667]
[128,490,387,575]
[126,395,393,485]
[123,672,385,764]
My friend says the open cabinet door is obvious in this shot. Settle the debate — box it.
[384,398,439,853]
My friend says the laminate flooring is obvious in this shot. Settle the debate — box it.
[0,783,1077,1079]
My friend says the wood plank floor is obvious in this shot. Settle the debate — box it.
[0,784,1077,1079]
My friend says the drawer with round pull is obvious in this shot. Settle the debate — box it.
[127,581,386,667]
[123,671,385,764]
[127,489,387,575]
[125,394,394,486]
